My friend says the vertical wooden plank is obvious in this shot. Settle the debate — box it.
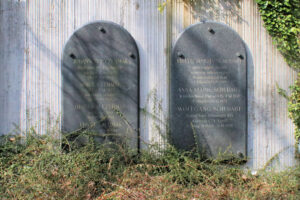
[49,0,60,135]
[0,0,26,135]
[74,0,90,28]
[24,0,61,136]
[122,0,168,148]
[26,0,37,132]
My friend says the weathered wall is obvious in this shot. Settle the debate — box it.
[0,0,26,135]
[0,0,298,170]
[23,0,168,147]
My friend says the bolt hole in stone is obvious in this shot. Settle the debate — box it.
[99,27,106,34]
[129,53,136,59]
[69,54,76,59]
[236,53,244,60]
[208,27,215,34]
[178,52,185,59]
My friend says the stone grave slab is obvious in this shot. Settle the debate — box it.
[62,21,139,149]
[170,22,247,158]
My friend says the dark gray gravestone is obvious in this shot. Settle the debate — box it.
[62,21,139,149]
[170,22,247,158]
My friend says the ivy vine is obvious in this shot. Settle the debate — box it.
[288,74,300,156]
[256,0,300,69]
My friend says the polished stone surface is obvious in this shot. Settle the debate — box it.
[170,22,247,158]
[62,21,139,148]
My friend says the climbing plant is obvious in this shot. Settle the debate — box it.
[255,0,300,69]
[288,74,300,156]
[256,0,300,154]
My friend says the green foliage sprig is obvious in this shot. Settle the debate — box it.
[256,0,300,69]
[288,73,300,154]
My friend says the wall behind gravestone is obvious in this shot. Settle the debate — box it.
[0,0,298,170]
[21,0,169,147]
[0,0,26,135]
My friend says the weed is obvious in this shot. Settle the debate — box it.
[1,131,299,200]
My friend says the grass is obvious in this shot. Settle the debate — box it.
[0,132,299,200]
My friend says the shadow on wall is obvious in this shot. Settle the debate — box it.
[0,0,26,135]
[181,0,244,23]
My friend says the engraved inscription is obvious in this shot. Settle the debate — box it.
[62,21,139,149]
[170,22,247,158]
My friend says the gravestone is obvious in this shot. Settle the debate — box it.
[62,21,139,149]
[170,22,247,158]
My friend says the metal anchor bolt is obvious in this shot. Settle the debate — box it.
[69,54,76,59]
[208,27,215,34]
[177,52,185,59]
[129,53,136,59]
[98,27,106,34]
[236,53,244,60]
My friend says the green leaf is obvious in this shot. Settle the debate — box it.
[158,2,167,14]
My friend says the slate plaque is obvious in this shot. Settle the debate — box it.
[62,21,139,149]
[170,22,247,158]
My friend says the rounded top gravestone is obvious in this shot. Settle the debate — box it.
[170,22,247,159]
[62,21,139,149]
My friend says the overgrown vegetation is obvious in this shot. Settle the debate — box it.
[276,74,300,155]
[1,133,299,200]
[1,1,300,199]
[289,74,300,156]
[256,0,300,69]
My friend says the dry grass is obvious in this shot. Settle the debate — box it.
[0,133,299,200]
[99,165,299,200]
